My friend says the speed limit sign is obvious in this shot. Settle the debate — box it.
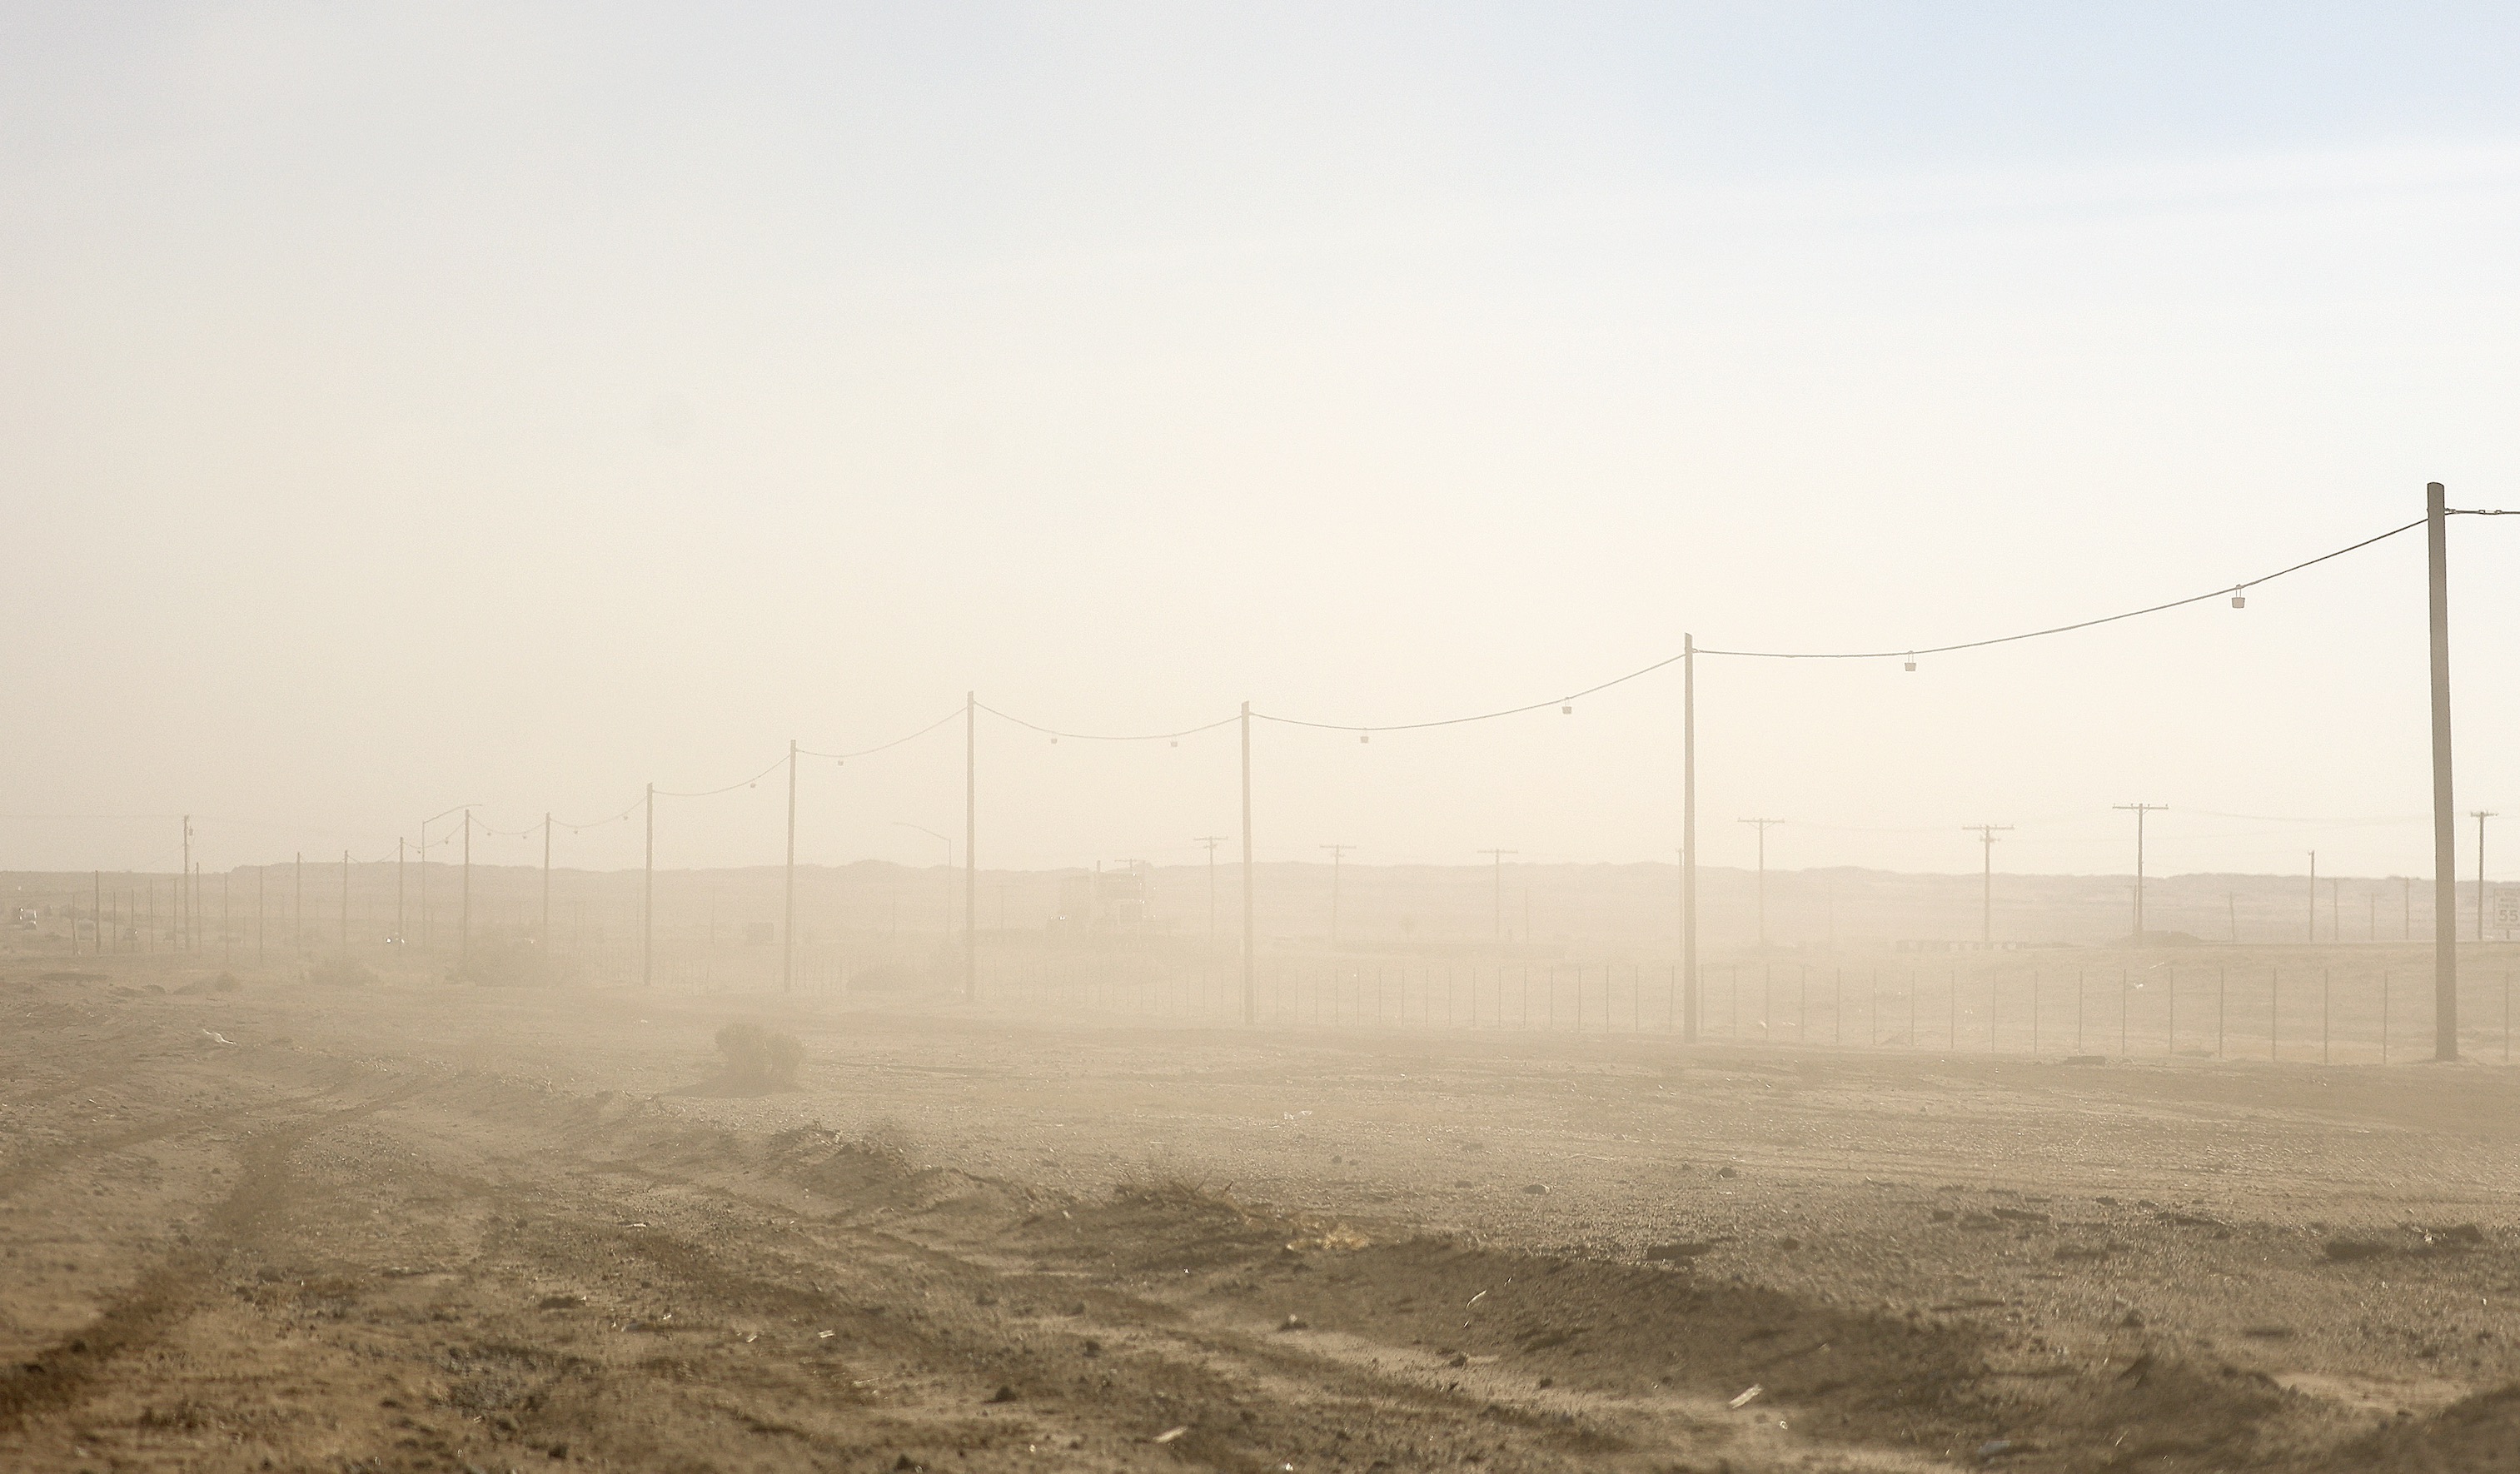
[2497,886,2520,934]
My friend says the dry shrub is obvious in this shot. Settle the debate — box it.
[715,1022,804,1088]
[1113,1170,1244,1215]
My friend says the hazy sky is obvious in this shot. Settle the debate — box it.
[7,3,2520,883]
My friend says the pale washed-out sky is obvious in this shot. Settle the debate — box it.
[6,3,2520,882]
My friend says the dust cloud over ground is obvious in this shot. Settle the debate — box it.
[5,934,2519,1474]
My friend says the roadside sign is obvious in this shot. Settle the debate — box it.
[2496,886,2520,932]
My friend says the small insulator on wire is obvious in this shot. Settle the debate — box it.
[1169,739,1178,748]
[1904,655,1917,672]
[2231,587,2246,608]
[1561,705,1573,715]
[1359,732,1371,744]
[1050,737,1058,744]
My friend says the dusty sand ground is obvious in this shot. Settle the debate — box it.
[4,951,2518,1472]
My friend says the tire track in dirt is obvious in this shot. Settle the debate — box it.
[0,1078,438,1438]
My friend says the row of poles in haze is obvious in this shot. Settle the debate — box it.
[53,486,2508,1061]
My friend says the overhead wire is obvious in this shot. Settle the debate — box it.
[1692,517,2425,660]
[32,514,2473,869]
[1255,517,2427,732]
[976,703,1241,743]
[655,754,789,800]
[798,708,966,761]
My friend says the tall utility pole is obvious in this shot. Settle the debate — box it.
[643,783,655,988]
[1963,824,2013,946]
[783,740,798,993]
[965,692,978,1003]
[2113,805,2166,943]
[396,839,406,944]
[1319,844,1354,946]
[2307,851,2317,944]
[339,851,350,954]
[1194,836,1227,946]
[1683,633,1697,1043]
[540,814,552,949]
[293,853,303,956]
[1239,701,1254,1024]
[181,816,192,951]
[1478,849,1516,939]
[2473,811,2497,944]
[2428,481,2458,1059]
[1739,819,1785,947]
[2403,875,2413,940]
[460,809,472,969]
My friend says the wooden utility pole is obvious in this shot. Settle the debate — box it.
[1194,836,1227,946]
[338,850,349,954]
[1683,633,1697,1042]
[2113,805,2166,942]
[460,809,472,969]
[1739,819,1785,946]
[1478,849,1516,939]
[643,783,655,988]
[1320,844,1354,946]
[1963,824,2013,946]
[2308,851,2317,943]
[1240,701,1254,1023]
[965,693,978,1002]
[293,853,302,956]
[2473,812,2497,944]
[396,839,405,944]
[2428,481,2459,1059]
[181,816,192,951]
[783,741,798,993]
[540,814,552,949]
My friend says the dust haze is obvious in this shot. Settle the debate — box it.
[8,8,2520,1473]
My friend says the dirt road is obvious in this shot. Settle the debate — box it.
[5,956,2518,1472]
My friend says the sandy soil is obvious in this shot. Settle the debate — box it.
[4,952,2519,1473]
